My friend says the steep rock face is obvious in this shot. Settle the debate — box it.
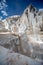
[39,9,43,31]
[16,4,43,61]
[0,4,43,65]
[16,5,43,35]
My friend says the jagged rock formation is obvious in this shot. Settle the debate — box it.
[16,4,43,61]
[16,5,43,34]
[0,4,43,65]
[2,15,20,32]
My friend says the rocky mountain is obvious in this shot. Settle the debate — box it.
[0,15,20,32]
[17,5,43,34]
[0,4,43,65]
[2,15,20,31]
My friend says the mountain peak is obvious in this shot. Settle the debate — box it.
[28,4,37,13]
[29,4,34,9]
[24,4,39,18]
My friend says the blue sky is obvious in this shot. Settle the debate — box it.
[0,0,43,20]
